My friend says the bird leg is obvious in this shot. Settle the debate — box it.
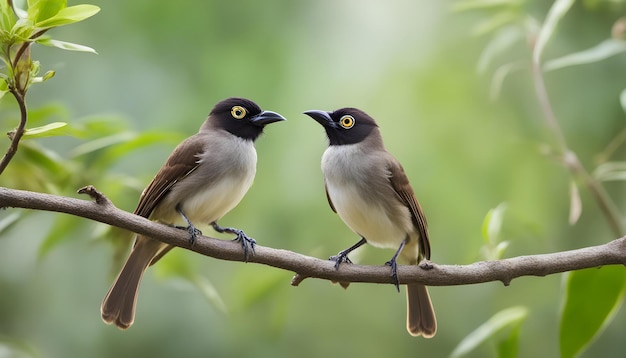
[211,221,256,262]
[330,237,367,269]
[175,204,202,245]
[385,236,408,292]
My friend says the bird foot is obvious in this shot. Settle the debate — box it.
[232,229,256,262]
[329,251,353,269]
[175,225,202,246]
[211,222,255,262]
[385,259,401,293]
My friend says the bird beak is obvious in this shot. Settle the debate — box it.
[250,110,287,126]
[303,110,336,128]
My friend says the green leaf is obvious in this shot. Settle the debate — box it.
[488,203,506,243]
[593,161,626,181]
[451,306,528,358]
[620,88,626,114]
[36,37,97,53]
[28,0,67,24]
[533,0,575,63]
[11,18,35,41]
[480,204,511,260]
[31,71,55,84]
[489,61,526,100]
[477,26,523,74]
[544,39,626,71]
[0,212,22,234]
[0,78,8,100]
[497,323,522,358]
[23,122,68,138]
[560,266,626,358]
[20,142,69,178]
[568,180,582,225]
[70,132,137,157]
[481,209,494,242]
[189,275,228,314]
[34,4,100,29]
[0,0,17,31]
[38,215,80,258]
[154,250,228,313]
[472,11,519,37]
[0,337,39,358]
[481,203,507,244]
[89,131,185,169]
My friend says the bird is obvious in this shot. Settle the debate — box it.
[303,107,436,337]
[101,97,286,329]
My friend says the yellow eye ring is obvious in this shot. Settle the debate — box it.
[339,115,355,129]
[231,106,247,119]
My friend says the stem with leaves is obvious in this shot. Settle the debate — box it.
[0,0,99,175]
[530,0,624,237]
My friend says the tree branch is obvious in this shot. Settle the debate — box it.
[0,186,624,287]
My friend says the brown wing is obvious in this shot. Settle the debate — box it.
[134,134,204,218]
[387,160,430,260]
[324,180,337,213]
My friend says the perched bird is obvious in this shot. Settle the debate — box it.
[304,107,436,337]
[101,97,286,329]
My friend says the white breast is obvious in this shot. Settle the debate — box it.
[154,135,257,227]
[181,168,255,225]
[322,145,412,250]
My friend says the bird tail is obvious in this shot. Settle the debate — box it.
[101,236,166,329]
[406,283,437,338]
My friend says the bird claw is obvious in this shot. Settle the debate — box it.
[232,230,256,262]
[385,259,401,292]
[188,226,202,246]
[329,251,353,269]
[175,225,202,246]
[211,222,255,262]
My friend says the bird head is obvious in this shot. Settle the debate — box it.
[207,97,286,141]
[303,108,378,146]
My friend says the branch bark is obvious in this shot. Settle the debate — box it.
[0,186,624,287]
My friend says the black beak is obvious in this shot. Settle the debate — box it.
[250,110,286,126]
[303,110,336,128]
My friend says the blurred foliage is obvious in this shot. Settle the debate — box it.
[0,0,624,358]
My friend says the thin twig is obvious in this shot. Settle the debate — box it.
[0,186,624,288]
[531,61,624,236]
[0,89,27,175]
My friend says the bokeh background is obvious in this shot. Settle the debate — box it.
[0,0,625,357]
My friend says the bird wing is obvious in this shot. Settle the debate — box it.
[134,134,204,218]
[132,135,205,265]
[324,180,337,213]
[387,159,431,260]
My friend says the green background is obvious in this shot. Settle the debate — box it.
[0,0,625,357]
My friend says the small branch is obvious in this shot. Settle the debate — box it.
[0,89,27,175]
[532,62,567,150]
[0,186,624,287]
[531,61,625,237]
[77,185,112,206]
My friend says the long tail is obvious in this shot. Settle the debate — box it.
[406,283,437,338]
[101,237,167,329]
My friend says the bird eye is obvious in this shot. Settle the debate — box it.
[339,115,355,129]
[231,106,247,119]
